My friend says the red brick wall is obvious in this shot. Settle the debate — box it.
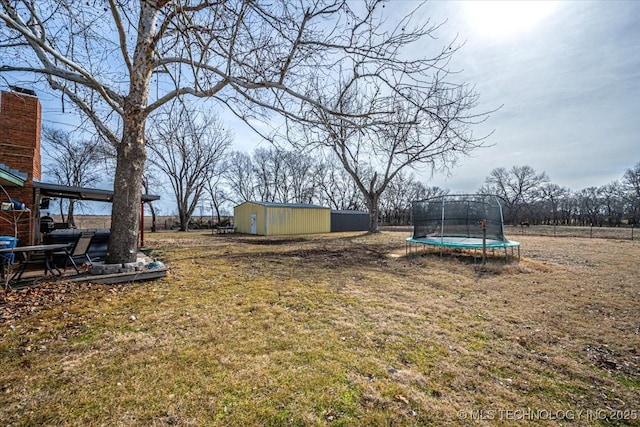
[0,91,42,181]
[0,90,42,244]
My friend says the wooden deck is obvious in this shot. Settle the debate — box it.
[2,257,167,288]
[67,268,167,285]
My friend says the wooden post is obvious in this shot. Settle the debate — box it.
[139,202,145,248]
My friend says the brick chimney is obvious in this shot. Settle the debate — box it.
[0,89,42,244]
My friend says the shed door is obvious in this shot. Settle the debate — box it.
[250,213,257,234]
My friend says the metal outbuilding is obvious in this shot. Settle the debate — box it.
[234,201,331,236]
[331,210,369,232]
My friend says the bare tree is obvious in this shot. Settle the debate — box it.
[599,182,624,227]
[253,147,285,203]
[41,127,103,226]
[141,172,161,233]
[224,151,257,205]
[621,161,640,225]
[294,75,487,232]
[205,174,229,226]
[98,137,161,232]
[538,183,570,225]
[380,172,447,225]
[2,1,446,261]
[251,147,317,203]
[558,191,578,226]
[480,166,549,225]
[314,156,365,211]
[281,151,316,204]
[575,187,605,226]
[147,103,231,231]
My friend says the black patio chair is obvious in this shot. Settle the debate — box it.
[53,231,94,273]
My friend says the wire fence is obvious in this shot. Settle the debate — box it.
[506,224,636,240]
[381,224,637,241]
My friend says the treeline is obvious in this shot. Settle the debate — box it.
[223,150,639,228]
[479,164,640,227]
[222,148,448,223]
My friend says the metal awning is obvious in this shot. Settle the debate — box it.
[0,163,27,187]
[33,181,160,203]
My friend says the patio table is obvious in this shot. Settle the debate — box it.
[0,243,72,284]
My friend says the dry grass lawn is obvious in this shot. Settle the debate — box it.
[1,231,639,426]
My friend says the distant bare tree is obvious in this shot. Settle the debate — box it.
[538,183,570,225]
[281,151,316,204]
[575,187,604,226]
[41,127,103,226]
[205,175,229,226]
[621,161,640,224]
[253,148,285,203]
[480,166,549,225]
[147,103,231,231]
[314,156,365,211]
[380,172,447,225]
[224,151,257,204]
[237,147,318,204]
[141,173,160,233]
[600,182,624,227]
[559,191,578,226]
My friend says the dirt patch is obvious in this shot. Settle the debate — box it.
[585,345,640,378]
[234,237,308,246]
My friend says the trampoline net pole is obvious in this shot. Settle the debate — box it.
[440,197,445,256]
[481,219,487,264]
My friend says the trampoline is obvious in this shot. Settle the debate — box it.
[406,194,520,261]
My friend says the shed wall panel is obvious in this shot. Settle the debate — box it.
[331,211,369,232]
[234,202,330,235]
[265,206,330,236]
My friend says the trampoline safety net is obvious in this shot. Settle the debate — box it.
[412,194,506,242]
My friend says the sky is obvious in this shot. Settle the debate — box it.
[409,0,640,192]
[4,1,639,214]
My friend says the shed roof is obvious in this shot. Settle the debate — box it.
[236,201,329,209]
[34,181,160,203]
[331,210,369,215]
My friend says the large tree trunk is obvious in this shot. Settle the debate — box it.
[367,195,381,233]
[179,209,189,231]
[107,119,146,263]
[106,2,156,263]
